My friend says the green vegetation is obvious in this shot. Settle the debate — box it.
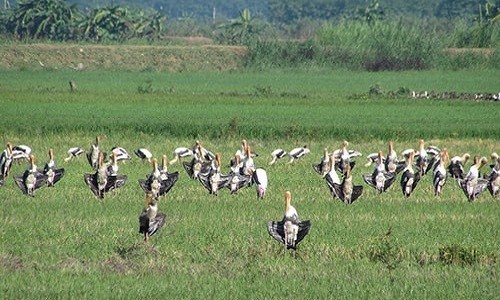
[0,69,499,298]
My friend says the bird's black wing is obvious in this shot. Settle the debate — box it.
[148,213,166,237]
[294,220,312,247]
[267,220,285,245]
[13,174,28,195]
[84,173,100,197]
[182,160,195,179]
[160,172,179,196]
[383,172,397,191]
[362,173,376,189]
[50,168,65,186]
[349,185,364,204]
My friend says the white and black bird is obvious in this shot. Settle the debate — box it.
[0,142,14,181]
[415,139,428,176]
[447,153,470,180]
[64,147,84,162]
[331,163,363,204]
[487,152,499,198]
[288,145,310,164]
[139,192,166,242]
[312,148,331,177]
[362,150,396,194]
[139,158,177,199]
[169,147,194,164]
[14,154,47,197]
[267,191,311,250]
[269,149,287,165]
[433,148,449,196]
[458,156,489,201]
[110,146,131,162]
[324,154,341,199]
[400,151,421,198]
[134,148,153,163]
[198,153,231,196]
[333,141,361,175]
[385,141,405,174]
[84,152,127,199]
[251,167,268,199]
[227,172,252,194]
[87,136,101,169]
[43,148,65,187]
[12,144,32,163]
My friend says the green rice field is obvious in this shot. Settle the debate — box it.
[0,68,499,299]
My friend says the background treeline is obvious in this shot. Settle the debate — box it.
[0,0,499,71]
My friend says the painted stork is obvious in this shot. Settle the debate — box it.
[0,142,14,179]
[43,148,65,187]
[447,153,470,180]
[267,191,311,250]
[139,192,166,242]
[87,136,101,169]
[400,151,421,198]
[433,148,449,196]
[288,145,310,164]
[458,156,489,201]
[14,154,47,197]
[487,152,499,198]
[324,154,341,199]
[331,163,363,204]
[385,141,405,174]
[139,158,177,199]
[312,148,331,177]
[111,146,131,162]
[251,167,268,199]
[64,147,84,162]
[84,152,127,199]
[362,150,396,194]
[134,148,153,163]
[169,147,193,165]
[415,139,428,176]
[269,149,287,165]
[333,141,361,175]
[12,144,32,162]
[198,153,231,196]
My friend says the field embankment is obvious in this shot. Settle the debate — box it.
[0,44,247,71]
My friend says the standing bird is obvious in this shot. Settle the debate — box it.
[158,155,179,195]
[84,152,127,199]
[331,163,363,204]
[139,193,166,242]
[43,148,65,187]
[134,148,153,163]
[198,153,231,196]
[251,168,268,199]
[362,150,396,194]
[139,158,177,199]
[332,140,362,176]
[14,154,47,197]
[400,151,421,198]
[269,149,287,165]
[288,145,310,164]
[487,152,499,198]
[415,139,428,176]
[432,148,449,196]
[169,147,193,165]
[87,136,101,169]
[0,142,14,180]
[447,153,470,180]
[312,148,331,177]
[385,141,405,174]
[458,156,489,201]
[64,147,84,162]
[324,154,341,199]
[267,191,311,250]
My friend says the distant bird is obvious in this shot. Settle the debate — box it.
[229,154,243,174]
[0,142,14,179]
[193,140,215,162]
[134,148,153,163]
[432,148,449,196]
[158,155,179,194]
[14,154,47,197]
[169,147,193,165]
[64,147,84,162]
[447,153,470,180]
[425,145,441,174]
[198,153,231,196]
[84,152,127,199]
[183,156,211,180]
[267,191,311,250]
[87,136,101,169]
[385,141,405,174]
[487,152,499,198]
[227,172,252,194]
[331,163,363,204]
[111,146,131,162]
[105,151,120,176]
[251,168,268,199]
[240,145,256,176]
[288,145,310,164]
[139,193,166,242]
[312,148,331,177]
[458,156,489,201]
[269,149,287,165]
[400,151,421,198]
[43,148,65,187]
[362,150,396,194]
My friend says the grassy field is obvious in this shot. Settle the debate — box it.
[0,68,499,299]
